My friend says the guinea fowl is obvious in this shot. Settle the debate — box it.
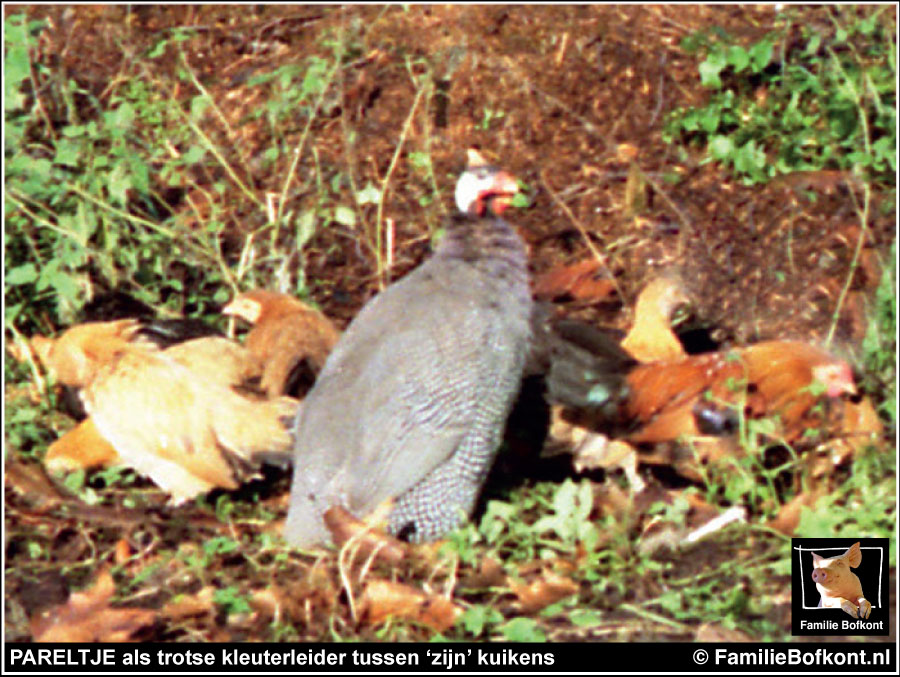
[284,149,531,547]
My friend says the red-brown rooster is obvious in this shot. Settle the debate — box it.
[539,276,858,479]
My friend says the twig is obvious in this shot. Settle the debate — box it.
[619,602,694,633]
[277,56,342,225]
[6,325,48,403]
[374,76,429,289]
[648,51,668,127]
[635,166,697,257]
[825,183,871,348]
[540,170,624,303]
[336,538,360,623]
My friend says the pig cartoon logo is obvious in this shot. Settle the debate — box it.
[810,541,871,619]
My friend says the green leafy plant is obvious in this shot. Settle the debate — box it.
[3,14,354,334]
[213,585,252,616]
[458,604,504,638]
[531,478,600,554]
[665,7,896,185]
[496,616,546,642]
[861,241,897,426]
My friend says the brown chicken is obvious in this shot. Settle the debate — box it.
[44,418,121,474]
[620,272,689,363]
[32,321,297,503]
[623,340,857,445]
[223,290,340,398]
[542,271,858,480]
[30,319,150,389]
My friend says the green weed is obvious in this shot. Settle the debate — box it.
[665,7,896,186]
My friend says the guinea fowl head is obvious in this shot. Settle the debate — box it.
[454,148,520,217]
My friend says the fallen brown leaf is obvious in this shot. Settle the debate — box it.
[768,490,824,537]
[4,460,67,511]
[621,272,689,363]
[458,557,507,590]
[324,504,407,565]
[361,579,460,633]
[113,538,132,566]
[696,622,752,642]
[31,570,156,642]
[160,586,215,623]
[840,395,884,453]
[533,260,617,304]
[509,569,578,614]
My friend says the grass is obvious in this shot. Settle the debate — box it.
[664,5,895,187]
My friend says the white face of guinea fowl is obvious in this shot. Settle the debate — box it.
[454,158,520,216]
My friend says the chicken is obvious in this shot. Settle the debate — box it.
[541,258,857,454]
[620,272,689,363]
[162,335,262,389]
[83,345,298,504]
[44,418,121,475]
[29,319,150,389]
[284,149,530,546]
[31,321,296,503]
[26,313,224,420]
[542,319,856,479]
[222,290,340,398]
[622,340,857,445]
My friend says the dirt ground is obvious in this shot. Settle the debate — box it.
[4,4,896,646]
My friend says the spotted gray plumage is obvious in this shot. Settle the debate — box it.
[284,156,531,547]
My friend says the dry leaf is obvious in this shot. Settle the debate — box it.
[458,557,507,590]
[361,580,460,632]
[113,538,132,566]
[768,490,823,537]
[839,396,884,453]
[696,622,752,642]
[533,260,617,303]
[31,570,156,642]
[324,504,407,565]
[4,460,67,511]
[616,143,639,163]
[161,586,216,623]
[592,479,634,520]
[621,273,688,363]
[509,569,578,614]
